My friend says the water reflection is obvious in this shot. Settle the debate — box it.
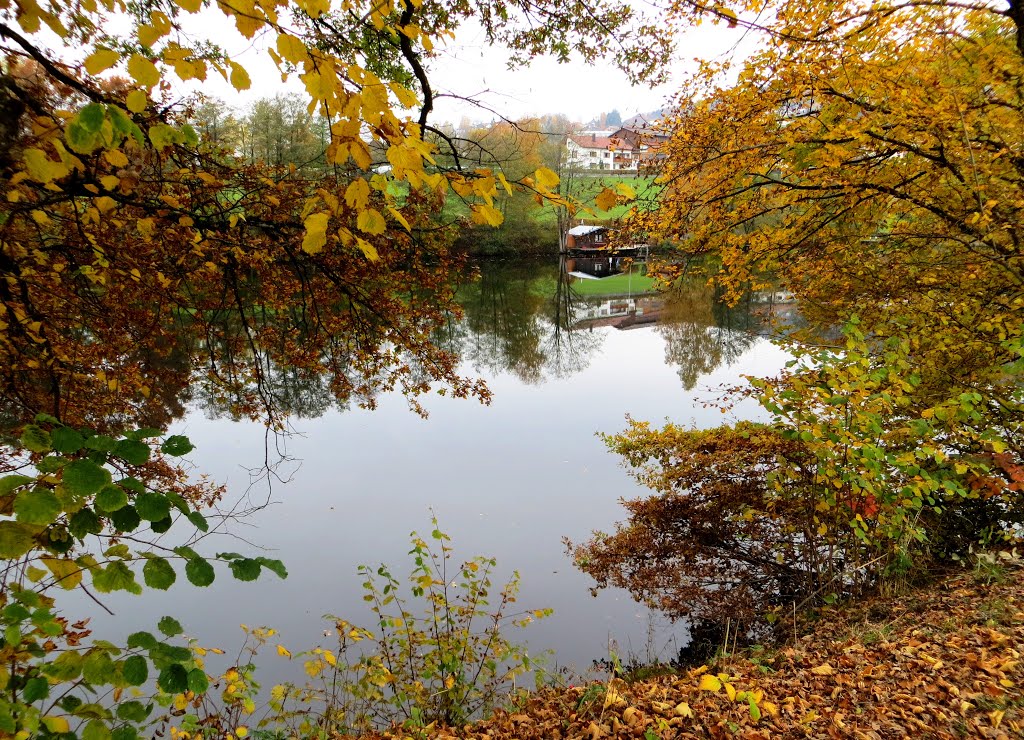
[437,257,770,392]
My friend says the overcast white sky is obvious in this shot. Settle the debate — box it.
[166,7,750,127]
[424,21,748,125]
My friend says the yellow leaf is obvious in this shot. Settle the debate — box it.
[23,148,69,183]
[41,717,70,734]
[390,82,418,109]
[128,54,160,88]
[355,238,379,261]
[229,61,251,91]
[344,178,370,210]
[100,175,120,190]
[276,644,291,658]
[470,203,504,227]
[356,208,386,235]
[724,681,736,701]
[138,24,161,48]
[698,674,722,692]
[296,0,329,18]
[125,89,148,113]
[534,166,559,190]
[497,172,513,196]
[235,728,248,739]
[595,187,618,212]
[322,650,337,667]
[104,149,129,167]
[177,0,201,11]
[41,557,83,590]
[387,206,410,231]
[276,34,307,64]
[615,181,636,199]
[84,48,120,75]
[811,663,834,675]
[302,212,329,255]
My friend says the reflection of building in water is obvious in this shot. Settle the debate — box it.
[564,255,631,278]
[573,296,666,330]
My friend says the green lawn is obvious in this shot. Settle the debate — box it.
[535,174,659,225]
[571,267,658,296]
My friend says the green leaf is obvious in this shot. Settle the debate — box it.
[22,676,49,703]
[187,668,209,693]
[112,727,139,740]
[119,477,145,494]
[122,655,148,686]
[157,616,183,637]
[95,484,128,513]
[42,651,83,680]
[0,521,37,557]
[36,455,66,474]
[113,439,150,466]
[116,700,150,722]
[93,561,141,594]
[83,651,116,685]
[126,631,157,650]
[69,507,103,540]
[256,557,288,579]
[129,427,161,440]
[161,435,194,456]
[63,459,112,496]
[135,491,170,522]
[3,603,30,621]
[0,474,33,497]
[66,119,102,154]
[109,504,141,533]
[187,511,208,532]
[82,719,112,740]
[157,664,188,693]
[150,643,191,665]
[78,103,105,132]
[184,557,214,587]
[59,695,82,712]
[51,426,85,454]
[14,487,61,525]
[84,434,116,452]
[165,491,189,514]
[143,557,176,590]
[21,424,52,453]
[74,702,112,720]
[229,558,261,581]
[150,515,173,534]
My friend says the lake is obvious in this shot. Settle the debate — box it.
[78,258,791,686]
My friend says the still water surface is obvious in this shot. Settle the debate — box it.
[84,259,790,682]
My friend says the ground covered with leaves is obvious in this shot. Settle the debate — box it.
[376,565,1024,739]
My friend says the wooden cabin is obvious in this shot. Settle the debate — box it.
[564,224,611,251]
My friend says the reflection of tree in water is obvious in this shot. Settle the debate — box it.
[542,258,604,378]
[438,259,604,383]
[659,281,759,390]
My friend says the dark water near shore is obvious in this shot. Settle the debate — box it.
[79,258,791,684]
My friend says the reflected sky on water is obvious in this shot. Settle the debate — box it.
[78,258,791,683]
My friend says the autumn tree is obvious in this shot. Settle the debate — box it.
[0,0,685,733]
[577,0,1024,630]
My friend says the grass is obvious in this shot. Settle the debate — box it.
[570,266,657,296]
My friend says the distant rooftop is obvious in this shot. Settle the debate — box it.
[567,225,607,236]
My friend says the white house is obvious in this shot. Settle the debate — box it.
[566,133,637,171]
